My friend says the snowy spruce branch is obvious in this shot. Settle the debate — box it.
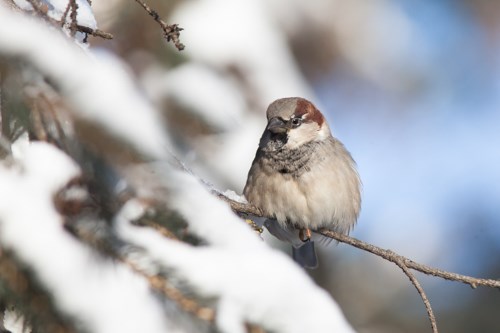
[8,0,184,48]
[0,3,353,333]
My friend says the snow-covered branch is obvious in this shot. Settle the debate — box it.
[0,3,355,333]
[0,143,170,333]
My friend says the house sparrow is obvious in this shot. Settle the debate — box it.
[244,97,361,269]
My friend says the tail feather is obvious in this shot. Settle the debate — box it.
[292,241,318,269]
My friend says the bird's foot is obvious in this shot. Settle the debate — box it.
[245,219,263,234]
[299,228,312,242]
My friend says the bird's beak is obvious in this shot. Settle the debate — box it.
[267,117,288,134]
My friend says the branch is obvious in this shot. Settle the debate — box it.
[215,192,500,333]
[392,254,437,333]
[132,0,185,51]
[60,0,71,27]
[21,0,114,40]
[214,190,263,216]
[318,229,500,290]
[75,25,113,40]
[68,0,78,37]
[66,220,216,323]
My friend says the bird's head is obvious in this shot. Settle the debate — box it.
[264,97,331,150]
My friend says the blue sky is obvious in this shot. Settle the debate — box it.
[315,0,500,276]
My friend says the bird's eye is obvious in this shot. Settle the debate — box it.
[291,117,302,128]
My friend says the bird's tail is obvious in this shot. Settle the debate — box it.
[292,241,318,269]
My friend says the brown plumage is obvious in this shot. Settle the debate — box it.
[244,97,361,268]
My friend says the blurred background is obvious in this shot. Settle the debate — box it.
[90,0,500,332]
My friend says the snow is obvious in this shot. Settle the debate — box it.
[222,189,247,204]
[10,132,30,159]
[166,0,321,189]
[3,310,26,333]
[0,3,356,333]
[116,171,356,333]
[143,63,246,132]
[170,0,314,106]
[0,143,172,333]
[164,170,263,249]
[13,0,97,29]
[0,3,169,160]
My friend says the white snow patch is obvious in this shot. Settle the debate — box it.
[168,0,318,190]
[13,0,97,28]
[0,143,171,333]
[143,63,246,131]
[170,0,314,105]
[0,3,169,160]
[115,170,356,333]
[222,189,247,203]
[117,216,355,333]
[168,170,263,249]
[3,309,28,333]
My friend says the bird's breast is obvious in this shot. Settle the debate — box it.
[244,139,360,234]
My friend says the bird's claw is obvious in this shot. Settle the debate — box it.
[299,228,312,242]
[245,219,263,234]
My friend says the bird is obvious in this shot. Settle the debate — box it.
[243,97,361,269]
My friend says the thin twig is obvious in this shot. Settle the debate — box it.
[60,1,71,27]
[135,218,179,240]
[393,254,438,333]
[75,25,114,39]
[132,0,185,51]
[25,0,52,20]
[218,192,500,290]
[215,194,500,333]
[68,0,78,37]
[17,0,113,40]
[318,229,500,290]
[125,255,215,322]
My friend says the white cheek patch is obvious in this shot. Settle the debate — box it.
[317,123,331,140]
[285,122,322,149]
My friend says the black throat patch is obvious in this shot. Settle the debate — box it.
[260,139,322,178]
